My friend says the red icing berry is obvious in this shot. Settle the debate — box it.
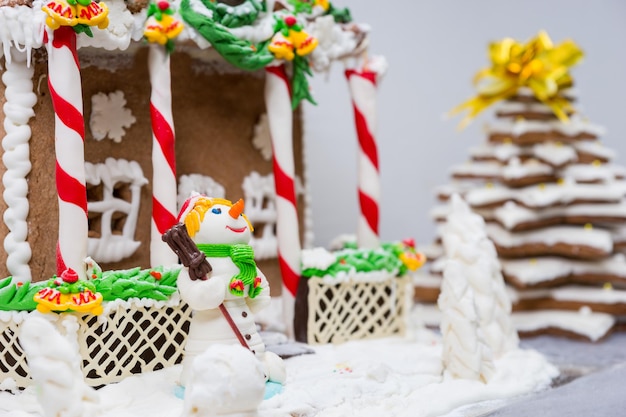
[339,259,347,264]
[150,271,162,280]
[91,274,98,279]
[157,1,169,11]
[284,16,297,27]
[16,282,23,287]
[253,277,261,288]
[402,238,416,249]
[61,268,79,284]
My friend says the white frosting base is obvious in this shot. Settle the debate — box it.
[0,329,558,417]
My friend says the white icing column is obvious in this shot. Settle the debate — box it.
[148,44,178,266]
[265,64,301,338]
[1,48,36,283]
[46,27,89,279]
[438,194,518,382]
[345,60,385,249]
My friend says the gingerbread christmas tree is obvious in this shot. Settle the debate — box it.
[429,31,626,341]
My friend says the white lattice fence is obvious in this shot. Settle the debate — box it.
[306,275,410,344]
[0,302,191,389]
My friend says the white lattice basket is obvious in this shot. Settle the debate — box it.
[306,274,410,344]
[0,299,191,389]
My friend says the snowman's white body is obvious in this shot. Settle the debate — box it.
[177,199,285,386]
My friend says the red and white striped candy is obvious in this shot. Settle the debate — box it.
[345,68,380,249]
[46,26,88,279]
[265,64,301,337]
[148,44,178,266]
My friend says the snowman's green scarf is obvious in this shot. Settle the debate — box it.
[196,243,262,298]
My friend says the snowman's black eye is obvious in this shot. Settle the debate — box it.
[212,208,222,214]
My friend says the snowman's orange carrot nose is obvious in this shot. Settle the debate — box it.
[229,199,245,219]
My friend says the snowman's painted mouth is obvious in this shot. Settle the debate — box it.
[226,225,247,233]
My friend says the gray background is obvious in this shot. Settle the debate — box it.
[304,0,626,248]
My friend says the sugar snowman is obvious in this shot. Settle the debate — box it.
[164,195,285,386]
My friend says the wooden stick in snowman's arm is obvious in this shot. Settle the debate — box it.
[162,223,212,281]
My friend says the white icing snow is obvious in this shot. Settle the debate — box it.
[501,254,626,285]
[76,0,135,51]
[511,309,615,342]
[532,142,577,166]
[301,247,337,270]
[308,14,360,72]
[494,201,626,230]
[487,115,606,138]
[89,91,136,142]
[252,113,273,161]
[574,140,616,161]
[466,181,624,208]
[502,158,552,180]
[485,223,613,253]
[183,344,266,417]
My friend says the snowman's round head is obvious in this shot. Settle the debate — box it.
[179,196,253,245]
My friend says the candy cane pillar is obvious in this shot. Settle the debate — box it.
[265,65,300,338]
[46,27,88,279]
[345,69,380,249]
[148,44,178,266]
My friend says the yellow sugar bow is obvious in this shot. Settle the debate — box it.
[451,30,583,129]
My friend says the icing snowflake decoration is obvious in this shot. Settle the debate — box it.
[252,113,272,161]
[89,91,136,142]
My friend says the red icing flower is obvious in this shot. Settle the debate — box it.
[253,277,261,288]
[61,268,79,284]
[150,271,162,280]
[402,238,416,249]
[230,279,244,292]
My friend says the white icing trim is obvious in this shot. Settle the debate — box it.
[511,309,614,342]
[485,223,613,253]
[501,254,626,285]
[2,49,36,283]
[488,115,606,138]
[466,181,624,208]
[574,140,617,160]
[494,201,626,230]
[85,158,147,263]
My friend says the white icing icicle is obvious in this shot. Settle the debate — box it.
[0,4,45,67]
[2,49,36,283]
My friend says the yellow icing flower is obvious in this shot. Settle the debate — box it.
[400,252,426,271]
[314,0,330,11]
[42,0,109,30]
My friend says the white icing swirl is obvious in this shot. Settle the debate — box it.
[2,49,36,283]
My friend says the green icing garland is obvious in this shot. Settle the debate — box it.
[302,246,404,280]
[179,0,274,71]
[0,265,181,311]
[202,0,264,29]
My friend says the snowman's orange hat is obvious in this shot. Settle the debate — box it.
[177,194,253,238]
